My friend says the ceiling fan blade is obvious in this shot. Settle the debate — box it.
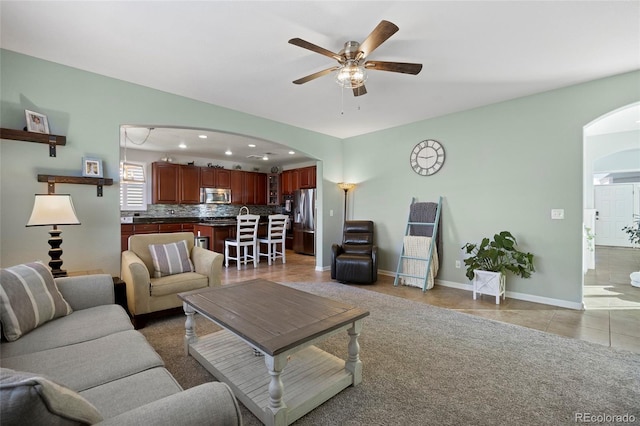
[357,20,399,60]
[292,66,340,84]
[288,38,342,62]
[364,61,423,75]
[353,85,367,97]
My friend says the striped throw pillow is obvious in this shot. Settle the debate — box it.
[0,262,73,341]
[148,240,194,278]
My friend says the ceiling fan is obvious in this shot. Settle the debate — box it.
[289,20,422,97]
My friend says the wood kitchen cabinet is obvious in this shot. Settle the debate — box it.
[179,165,201,204]
[201,168,231,189]
[121,222,197,251]
[152,162,200,204]
[152,162,179,203]
[193,224,233,255]
[229,170,267,205]
[255,173,267,205]
[299,166,316,189]
[230,170,243,204]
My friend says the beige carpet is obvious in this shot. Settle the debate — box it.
[140,282,640,425]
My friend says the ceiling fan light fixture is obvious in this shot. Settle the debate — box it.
[335,60,367,88]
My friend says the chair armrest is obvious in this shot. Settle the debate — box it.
[372,245,378,281]
[55,275,114,310]
[121,250,152,316]
[331,244,344,279]
[97,382,242,426]
[192,247,224,287]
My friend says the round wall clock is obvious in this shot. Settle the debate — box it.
[409,139,445,176]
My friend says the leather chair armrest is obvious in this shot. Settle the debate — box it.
[121,250,152,316]
[192,246,224,287]
[331,244,344,279]
[371,245,378,281]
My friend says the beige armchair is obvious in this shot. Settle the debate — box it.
[121,232,223,328]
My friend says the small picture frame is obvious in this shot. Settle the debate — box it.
[25,110,50,134]
[82,157,103,178]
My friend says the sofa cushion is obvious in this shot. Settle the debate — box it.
[148,240,194,278]
[0,262,72,342]
[1,330,164,392]
[150,272,208,297]
[80,367,181,419]
[0,305,133,359]
[0,368,103,426]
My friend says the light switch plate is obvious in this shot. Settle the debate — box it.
[551,209,565,220]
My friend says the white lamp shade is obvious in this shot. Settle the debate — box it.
[26,194,81,226]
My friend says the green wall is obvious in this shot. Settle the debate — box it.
[0,49,343,275]
[2,49,638,307]
[343,70,640,306]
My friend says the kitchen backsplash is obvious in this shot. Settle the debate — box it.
[121,204,283,219]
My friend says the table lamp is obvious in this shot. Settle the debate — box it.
[26,194,81,277]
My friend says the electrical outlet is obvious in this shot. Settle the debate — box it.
[455,260,461,269]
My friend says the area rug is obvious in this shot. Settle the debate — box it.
[140,282,640,425]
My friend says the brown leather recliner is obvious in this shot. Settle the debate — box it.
[331,221,377,284]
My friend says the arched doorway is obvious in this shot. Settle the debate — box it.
[582,102,640,309]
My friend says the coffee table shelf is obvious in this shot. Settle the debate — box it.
[190,330,353,425]
[180,279,369,426]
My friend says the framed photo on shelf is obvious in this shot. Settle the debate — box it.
[25,110,50,134]
[82,157,103,178]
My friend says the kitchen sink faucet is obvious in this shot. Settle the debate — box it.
[239,206,249,215]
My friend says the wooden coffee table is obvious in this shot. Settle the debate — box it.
[179,279,369,426]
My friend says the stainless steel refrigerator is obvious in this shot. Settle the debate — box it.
[293,188,315,255]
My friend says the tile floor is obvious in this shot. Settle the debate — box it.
[222,245,640,354]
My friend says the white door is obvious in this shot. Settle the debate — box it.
[594,184,635,247]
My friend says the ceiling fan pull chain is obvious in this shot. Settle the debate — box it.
[340,85,345,115]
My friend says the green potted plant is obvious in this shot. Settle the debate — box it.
[462,231,535,304]
[622,215,640,246]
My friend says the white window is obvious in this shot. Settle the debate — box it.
[120,161,147,211]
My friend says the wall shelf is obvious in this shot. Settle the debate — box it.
[38,174,114,197]
[1,128,66,157]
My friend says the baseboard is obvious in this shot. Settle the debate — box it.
[378,269,582,310]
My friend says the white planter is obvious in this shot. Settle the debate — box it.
[472,270,506,304]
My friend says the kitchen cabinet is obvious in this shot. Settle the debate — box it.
[299,166,316,189]
[267,174,280,205]
[152,162,200,204]
[179,165,201,204]
[121,222,197,251]
[255,173,267,205]
[194,224,233,255]
[152,162,179,203]
[201,168,231,189]
[230,170,243,204]
[229,170,268,205]
[121,224,134,252]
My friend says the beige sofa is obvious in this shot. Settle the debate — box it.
[121,232,223,327]
[0,270,241,425]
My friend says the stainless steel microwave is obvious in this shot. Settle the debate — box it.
[200,188,231,204]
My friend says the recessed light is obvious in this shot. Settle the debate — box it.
[179,143,187,149]
[248,144,256,148]
[225,150,232,155]
[288,151,295,155]
[198,135,207,139]
[262,155,269,161]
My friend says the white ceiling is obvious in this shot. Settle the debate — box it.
[2,1,639,165]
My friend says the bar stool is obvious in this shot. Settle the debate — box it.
[258,214,288,265]
[225,214,260,270]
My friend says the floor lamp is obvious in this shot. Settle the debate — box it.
[337,183,355,221]
[26,194,81,277]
